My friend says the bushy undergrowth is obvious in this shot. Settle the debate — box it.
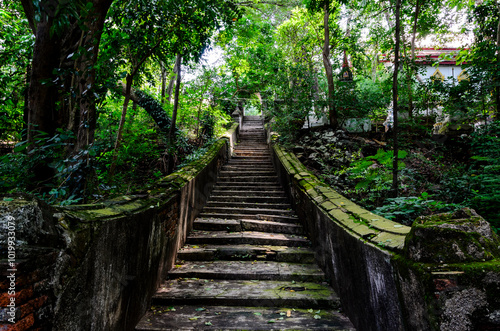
[0,93,231,205]
[293,121,499,231]
[468,120,500,230]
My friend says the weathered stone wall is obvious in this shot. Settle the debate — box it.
[271,144,500,331]
[0,123,238,331]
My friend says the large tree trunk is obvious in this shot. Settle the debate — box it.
[322,2,338,129]
[21,0,112,151]
[20,0,112,190]
[392,0,402,198]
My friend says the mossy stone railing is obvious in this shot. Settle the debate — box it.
[0,123,238,331]
[273,145,410,250]
[271,143,500,331]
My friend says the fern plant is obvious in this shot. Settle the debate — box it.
[347,149,408,190]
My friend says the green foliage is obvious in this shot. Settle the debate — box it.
[347,149,407,190]
[373,192,463,225]
[334,78,390,120]
[136,91,172,132]
[269,62,319,142]
[0,2,33,141]
[0,128,88,205]
[468,120,500,230]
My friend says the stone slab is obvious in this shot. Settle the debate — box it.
[177,244,315,263]
[187,231,309,247]
[209,196,289,204]
[199,213,299,223]
[202,206,295,216]
[168,261,325,282]
[241,219,303,234]
[153,279,340,309]
[136,305,355,330]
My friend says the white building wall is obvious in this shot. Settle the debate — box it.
[419,65,463,82]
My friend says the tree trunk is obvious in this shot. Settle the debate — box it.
[372,41,379,81]
[408,0,422,119]
[20,0,113,187]
[160,61,167,104]
[322,2,338,129]
[402,33,413,119]
[411,0,421,60]
[166,58,180,104]
[167,54,182,174]
[24,19,61,144]
[392,0,402,198]
[109,74,133,178]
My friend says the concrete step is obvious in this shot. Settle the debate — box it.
[233,146,268,149]
[219,169,276,177]
[151,279,340,309]
[222,165,274,170]
[235,143,267,147]
[231,156,271,161]
[210,190,286,197]
[168,261,325,282]
[217,176,278,183]
[199,213,299,223]
[205,201,291,209]
[214,183,281,189]
[194,218,303,234]
[234,151,271,157]
[227,160,273,165]
[187,230,309,247]
[209,196,289,204]
[213,187,283,193]
[136,305,355,330]
[177,244,315,263]
[201,206,295,216]
[225,163,274,168]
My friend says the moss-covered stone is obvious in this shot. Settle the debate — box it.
[405,208,500,264]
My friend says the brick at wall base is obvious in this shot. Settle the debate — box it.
[0,313,34,331]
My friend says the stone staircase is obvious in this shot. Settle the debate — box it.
[135,116,355,330]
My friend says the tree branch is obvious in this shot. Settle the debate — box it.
[20,0,36,34]
[236,1,297,7]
